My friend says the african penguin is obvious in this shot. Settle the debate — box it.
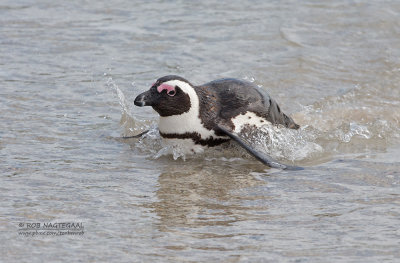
[134,75,302,170]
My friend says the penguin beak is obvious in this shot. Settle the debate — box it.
[134,90,156,107]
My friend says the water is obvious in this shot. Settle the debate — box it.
[1,1,400,262]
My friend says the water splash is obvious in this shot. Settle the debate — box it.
[335,122,371,143]
[106,77,130,114]
[293,84,400,158]
[106,76,149,137]
[110,77,399,165]
[239,124,323,162]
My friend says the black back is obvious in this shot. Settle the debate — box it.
[195,78,299,132]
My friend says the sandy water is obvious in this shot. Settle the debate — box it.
[1,1,400,262]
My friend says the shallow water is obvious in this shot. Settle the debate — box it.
[1,1,400,262]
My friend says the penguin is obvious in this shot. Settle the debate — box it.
[134,75,302,170]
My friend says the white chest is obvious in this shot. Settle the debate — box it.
[159,113,215,138]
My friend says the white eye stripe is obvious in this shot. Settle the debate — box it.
[163,80,192,95]
[159,79,226,139]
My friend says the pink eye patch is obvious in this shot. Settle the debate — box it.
[157,83,176,96]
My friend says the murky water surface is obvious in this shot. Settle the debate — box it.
[1,1,400,262]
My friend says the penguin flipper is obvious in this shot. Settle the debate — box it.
[216,124,303,171]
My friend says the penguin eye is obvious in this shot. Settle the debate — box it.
[167,89,176,96]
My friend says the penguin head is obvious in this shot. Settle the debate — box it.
[134,75,194,117]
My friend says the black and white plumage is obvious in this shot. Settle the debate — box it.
[134,75,302,170]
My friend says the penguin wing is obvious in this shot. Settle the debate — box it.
[201,79,300,129]
[216,124,303,171]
